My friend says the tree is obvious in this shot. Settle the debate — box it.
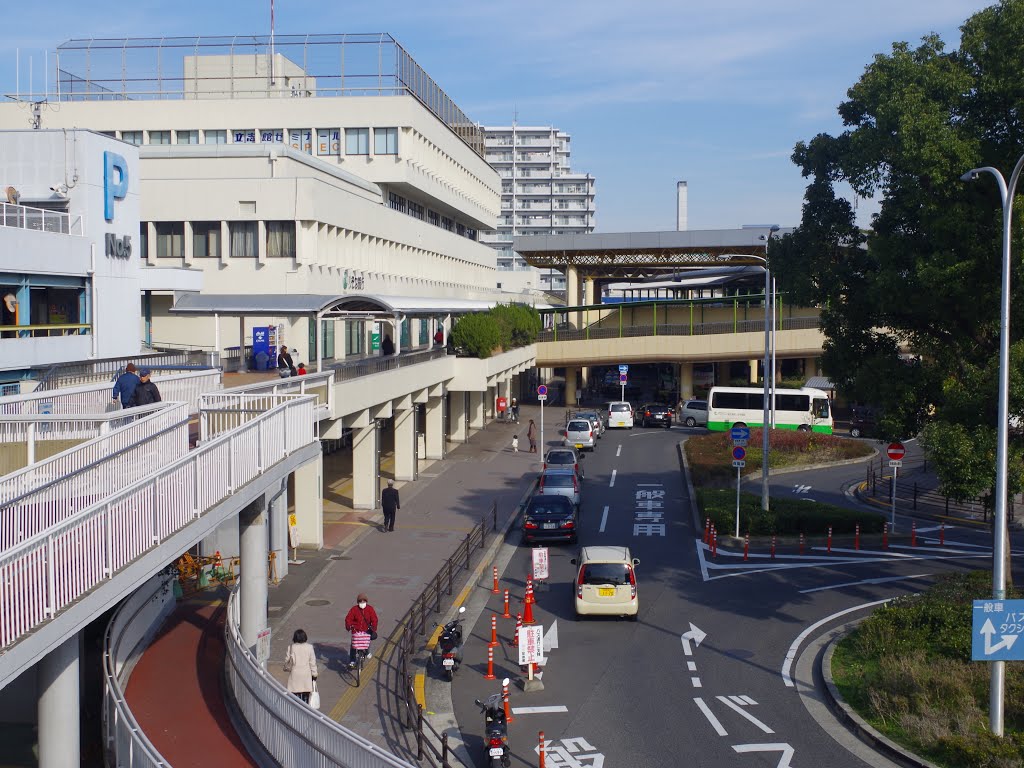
[773,0,1024,513]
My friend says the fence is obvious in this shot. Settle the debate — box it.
[0,394,316,650]
[199,393,314,442]
[0,201,82,235]
[333,348,448,382]
[538,314,821,343]
[34,351,219,391]
[217,370,335,421]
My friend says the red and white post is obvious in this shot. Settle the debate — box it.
[492,565,500,594]
[502,589,511,618]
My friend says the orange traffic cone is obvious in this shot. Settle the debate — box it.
[522,585,536,624]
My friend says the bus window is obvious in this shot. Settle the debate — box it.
[813,399,830,419]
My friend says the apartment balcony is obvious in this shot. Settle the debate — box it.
[516,186,552,195]
[516,153,552,163]
[517,217,552,227]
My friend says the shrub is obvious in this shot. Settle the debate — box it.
[490,303,542,348]
[698,488,883,535]
[451,313,502,358]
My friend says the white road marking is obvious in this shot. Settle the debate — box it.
[609,469,617,487]
[691,677,702,688]
[637,483,663,486]
[687,661,697,671]
[512,705,569,714]
[782,599,893,687]
[728,695,748,705]
[740,695,757,705]
[716,695,774,733]
[914,525,951,533]
[792,484,812,494]
[599,505,609,533]
[616,444,622,457]
[694,697,728,736]
[732,743,795,768]
[799,573,933,594]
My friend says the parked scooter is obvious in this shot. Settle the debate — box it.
[435,606,466,680]
[475,678,511,768]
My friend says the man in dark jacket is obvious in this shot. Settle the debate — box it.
[111,363,140,408]
[381,479,400,532]
[130,369,162,407]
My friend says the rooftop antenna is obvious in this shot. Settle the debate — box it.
[269,0,276,85]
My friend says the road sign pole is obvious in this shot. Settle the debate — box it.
[735,465,741,538]
[540,398,544,456]
[620,383,625,400]
[890,464,897,531]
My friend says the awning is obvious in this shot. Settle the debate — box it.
[169,293,497,317]
[805,376,837,391]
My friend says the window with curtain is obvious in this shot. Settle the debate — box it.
[176,130,199,145]
[345,128,369,155]
[204,130,227,145]
[192,222,221,258]
[374,127,398,155]
[154,222,184,258]
[266,221,295,258]
[229,221,258,258]
[148,131,171,145]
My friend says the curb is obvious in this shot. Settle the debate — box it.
[743,446,879,482]
[677,440,703,533]
[821,630,943,768]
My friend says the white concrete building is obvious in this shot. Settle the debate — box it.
[481,125,596,295]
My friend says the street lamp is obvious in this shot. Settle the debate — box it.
[962,154,1024,736]
[758,225,781,511]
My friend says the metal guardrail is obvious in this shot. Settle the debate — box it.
[0,201,82,235]
[538,315,821,342]
[0,394,316,650]
[217,370,335,421]
[332,348,448,382]
[199,393,315,442]
[35,351,220,392]
[224,588,418,768]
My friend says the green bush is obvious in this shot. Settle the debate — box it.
[490,303,542,349]
[451,313,502,358]
[698,489,883,535]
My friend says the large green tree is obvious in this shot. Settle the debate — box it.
[773,0,1024,507]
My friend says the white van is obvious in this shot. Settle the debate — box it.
[606,401,634,429]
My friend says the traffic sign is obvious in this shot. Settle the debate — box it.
[537,395,547,402]
[537,384,548,396]
[732,460,746,468]
[886,442,906,461]
[732,446,746,461]
[730,426,751,443]
[972,600,1024,661]
[618,365,628,374]
[619,374,627,384]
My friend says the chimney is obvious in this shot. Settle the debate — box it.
[676,181,688,231]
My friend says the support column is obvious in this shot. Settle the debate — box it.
[565,366,578,409]
[680,362,693,401]
[267,481,289,581]
[38,633,80,768]
[749,359,759,384]
[352,423,378,510]
[239,497,268,650]
[486,386,496,421]
[449,391,468,442]
[238,316,248,373]
[468,391,485,430]
[425,396,445,459]
[566,265,579,327]
[393,405,417,481]
[804,357,818,378]
[292,454,323,548]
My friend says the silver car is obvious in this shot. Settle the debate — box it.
[537,468,582,509]
[564,418,597,451]
[573,410,605,438]
[680,399,709,428]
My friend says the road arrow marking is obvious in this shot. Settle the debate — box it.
[981,618,1019,655]
[792,484,812,494]
[694,697,728,736]
[716,695,774,733]
[680,623,707,656]
[543,620,559,652]
[732,743,795,767]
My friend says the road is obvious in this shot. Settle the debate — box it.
[447,425,1016,768]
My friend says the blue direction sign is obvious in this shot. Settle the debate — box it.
[730,426,751,443]
[618,364,628,374]
[732,446,746,461]
[972,600,1024,661]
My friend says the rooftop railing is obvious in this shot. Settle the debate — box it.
[0,202,82,236]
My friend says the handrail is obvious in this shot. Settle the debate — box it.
[0,201,82,235]
[539,315,821,342]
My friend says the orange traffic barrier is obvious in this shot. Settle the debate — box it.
[485,646,496,679]
[489,615,498,646]
[539,731,546,768]
[502,589,511,618]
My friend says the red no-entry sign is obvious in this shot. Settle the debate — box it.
[887,443,906,461]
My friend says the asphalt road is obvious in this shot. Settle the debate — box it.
[447,426,1018,768]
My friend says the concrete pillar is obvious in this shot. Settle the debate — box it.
[267,481,289,581]
[565,366,578,408]
[749,359,759,384]
[450,391,468,442]
[352,423,377,510]
[393,405,417,481]
[469,391,485,430]
[566,265,579,328]
[239,497,268,650]
[238,316,248,373]
[38,633,80,768]
[292,454,323,548]
[680,362,693,401]
[201,516,240,560]
[425,396,445,459]
[804,357,818,378]
[486,386,496,421]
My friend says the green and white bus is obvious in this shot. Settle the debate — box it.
[707,386,833,434]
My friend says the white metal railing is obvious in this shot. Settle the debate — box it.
[34,351,220,392]
[0,369,222,415]
[0,403,190,549]
[225,588,416,768]
[0,201,83,236]
[0,401,174,456]
[0,394,316,650]
[102,573,174,768]
[215,370,335,421]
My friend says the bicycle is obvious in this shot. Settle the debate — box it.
[352,647,368,687]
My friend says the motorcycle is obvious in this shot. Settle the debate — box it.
[435,606,466,680]
[475,678,511,768]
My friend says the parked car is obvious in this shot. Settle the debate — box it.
[638,403,673,428]
[570,545,639,620]
[572,410,605,438]
[679,399,708,428]
[545,447,584,480]
[606,401,634,429]
[522,494,578,545]
[849,405,879,438]
[537,467,581,509]
[564,418,597,451]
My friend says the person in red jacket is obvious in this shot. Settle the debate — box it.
[344,593,379,667]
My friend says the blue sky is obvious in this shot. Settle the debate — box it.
[3,0,994,232]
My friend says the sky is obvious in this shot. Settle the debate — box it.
[2,0,996,232]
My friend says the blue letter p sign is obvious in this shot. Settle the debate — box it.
[103,151,128,222]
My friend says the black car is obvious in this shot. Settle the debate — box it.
[638,403,673,428]
[522,494,578,545]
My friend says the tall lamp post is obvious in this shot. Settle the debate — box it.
[758,225,781,511]
[962,153,1024,736]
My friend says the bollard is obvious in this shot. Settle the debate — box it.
[882,522,889,550]
[855,524,860,551]
[704,517,710,544]
[911,520,917,547]
[770,534,776,560]
[799,532,805,556]
[485,645,496,679]
[940,521,945,546]
[512,613,522,646]
[539,731,546,768]
[502,589,511,618]
[743,533,749,562]
[712,528,718,558]
[489,615,498,646]
[492,566,500,594]
[503,681,514,722]
[523,585,536,624]
[827,526,832,553]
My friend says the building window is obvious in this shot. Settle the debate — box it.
[260,129,284,143]
[149,131,171,145]
[121,131,143,145]
[229,221,258,258]
[345,320,364,356]
[428,210,441,227]
[192,221,221,258]
[204,130,227,145]
[441,216,454,232]
[176,130,199,145]
[266,221,295,258]
[317,129,341,155]
[139,223,149,259]
[408,201,424,220]
[345,128,369,155]
[154,222,184,258]
[374,127,397,155]
[388,192,407,214]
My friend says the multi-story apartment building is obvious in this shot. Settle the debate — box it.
[481,125,596,295]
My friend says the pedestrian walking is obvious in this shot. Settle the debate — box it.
[510,397,519,423]
[111,363,140,408]
[278,345,297,377]
[381,334,395,356]
[434,326,444,346]
[344,594,379,667]
[511,434,519,453]
[381,479,400,532]
[283,628,318,704]
[527,419,537,453]
[129,369,162,407]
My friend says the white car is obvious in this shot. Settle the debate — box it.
[571,545,639,620]
[606,401,634,429]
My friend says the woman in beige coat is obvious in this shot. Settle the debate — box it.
[284,628,318,703]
